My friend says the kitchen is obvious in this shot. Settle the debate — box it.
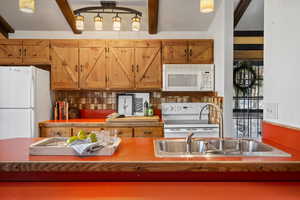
[1,0,300,199]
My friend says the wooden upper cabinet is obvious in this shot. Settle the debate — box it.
[162,40,188,64]
[22,40,50,64]
[188,40,214,64]
[79,40,107,89]
[50,40,79,90]
[162,40,214,64]
[0,40,22,65]
[107,41,135,89]
[135,43,161,89]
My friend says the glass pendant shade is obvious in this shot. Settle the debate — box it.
[112,15,121,31]
[200,0,214,13]
[131,16,141,31]
[75,15,84,31]
[94,15,103,31]
[19,0,35,13]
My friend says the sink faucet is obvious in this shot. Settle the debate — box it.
[185,132,194,154]
[199,103,224,139]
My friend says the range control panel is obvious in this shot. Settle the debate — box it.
[162,103,209,115]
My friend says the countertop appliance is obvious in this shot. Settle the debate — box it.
[0,66,51,139]
[162,103,219,138]
[163,64,215,91]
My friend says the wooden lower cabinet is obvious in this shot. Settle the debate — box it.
[40,126,162,138]
[134,127,163,137]
[40,127,72,137]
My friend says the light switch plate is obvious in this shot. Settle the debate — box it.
[265,103,279,120]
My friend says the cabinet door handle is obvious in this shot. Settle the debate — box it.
[189,49,192,56]
[75,65,78,72]
[56,132,62,137]
[80,65,83,72]
[132,64,134,72]
[23,48,27,56]
[184,49,187,56]
[19,49,22,57]
[144,131,152,135]
[136,64,139,72]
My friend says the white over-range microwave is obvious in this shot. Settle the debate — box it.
[163,64,215,91]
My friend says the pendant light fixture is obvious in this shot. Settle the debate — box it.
[131,15,141,32]
[19,0,35,13]
[73,1,142,32]
[112,14,121,31]
[75,14,85,31]
[200,0,214,13]
[94,14,103,31]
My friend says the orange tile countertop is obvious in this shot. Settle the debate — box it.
[1,182,300,200]
[1,137,300,181]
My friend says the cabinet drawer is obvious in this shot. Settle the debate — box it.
[40,127,72,137]
[72,127,104,135]
[134,127,163,137]
[106,128,133,137]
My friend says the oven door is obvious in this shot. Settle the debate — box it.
[164,127,219,138]
[163,64,214,91]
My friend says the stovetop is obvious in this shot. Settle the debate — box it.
[164,120,209,125]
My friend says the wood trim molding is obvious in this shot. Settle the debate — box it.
[0,15,14,39]
[148,0,159,34]
[55,0,81,34]
[234,0,252,28]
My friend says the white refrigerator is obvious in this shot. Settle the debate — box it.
[0,66,51,139]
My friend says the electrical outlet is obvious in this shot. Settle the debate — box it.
[265,103,278,120]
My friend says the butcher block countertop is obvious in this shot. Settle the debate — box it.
[1,137,300,181]
[39,118,163,127]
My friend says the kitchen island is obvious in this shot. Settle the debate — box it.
[1,128,300,181]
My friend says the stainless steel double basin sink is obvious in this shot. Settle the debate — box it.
[154,138,291,157]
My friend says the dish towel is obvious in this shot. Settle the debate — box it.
[69,139,104,156]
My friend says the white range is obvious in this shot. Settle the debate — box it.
[0,66,51,139]
[162,103,219,138]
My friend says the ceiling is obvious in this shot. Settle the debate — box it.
[0,0,221,33]
[235,0,264,31]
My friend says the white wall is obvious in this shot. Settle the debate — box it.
[264,0,300,128]
[208,0,234,137]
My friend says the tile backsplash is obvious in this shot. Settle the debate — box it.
[54,91,223,112]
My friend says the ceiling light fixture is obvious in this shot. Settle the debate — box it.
[94,13,104,31]
[112,14,121,31]
[73,1,142,31]
[131,15,141,32]
[19,0,35,13]
[200,0,214,13]
[75,14,84,31]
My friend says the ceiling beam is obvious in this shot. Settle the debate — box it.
[234,0,252,28]
[55,0,81,34]
[0,15,14,39]
[148,0,159,35]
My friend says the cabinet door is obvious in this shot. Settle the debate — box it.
[188,40,214,64]
[105,128,133,137]
[162,40,188,64]
[50,40,79,90]
[23,40,50,64]
[79,47,106,89]
[134,127,163,137]
[135,41,162,89]
[40,127,72,137]
[0,40,22,65]
[107,47,135,89]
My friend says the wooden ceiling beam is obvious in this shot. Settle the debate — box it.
[234,0,252,28]
[148,0,159,35]
[0,15,14,39]
[55,0,81,34]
